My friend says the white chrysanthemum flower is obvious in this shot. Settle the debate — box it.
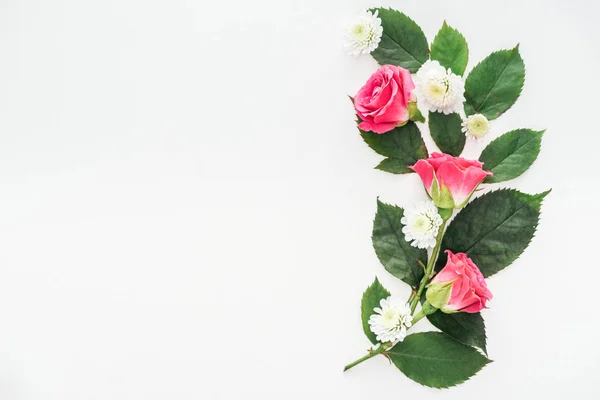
[344,10,383,56]
[401,200,443,249]
[415,60,465,114]
[462,114,490,139]
[368,297,412,343]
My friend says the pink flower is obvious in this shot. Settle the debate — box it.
[411,153,493,209]
[354,65,416,134]
[426,251,492,314]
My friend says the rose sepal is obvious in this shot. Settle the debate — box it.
[420,300,439,316]
[430,177,455,209]
[408,101,425,123]
[425,280,454,311]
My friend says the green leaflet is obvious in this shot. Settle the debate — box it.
[426,311,487,355]
[428,112,466,157]
[361,278,390,345]
[464,46,525,120]
[372,200,427,288]
[430,22,469,76]
[419,293,487,354]
[387,332,491,388]
[360,122,428,175]
[437,189,550,277]
[480,129,544,183]
[369,8,429,73]
[374,158,413,174]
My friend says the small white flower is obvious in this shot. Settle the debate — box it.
[344,10,383,56]
[415,60,465,114]
[368,297,412,343]
[401,200,443,249]
[462,114,490,139]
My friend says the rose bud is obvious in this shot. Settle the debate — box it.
[426,250,492,314]
[411,153,493,209]
[354,64,419,134]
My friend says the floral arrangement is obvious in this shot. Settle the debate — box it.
[343,8,550,388]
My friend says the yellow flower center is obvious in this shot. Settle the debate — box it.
[467,114,489,137]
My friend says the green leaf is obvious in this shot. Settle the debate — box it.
[387,332,491,388]
[361,122,428,175]
[428,112,466,156]
[372,200,427,287]
[430,22,469,76]
[361,278,391,345]
[369,8,429,73]
[374,158,411,174]
[426,311,487,355]
[437,189,550,277]
[464,46,525,120]
[480,129,544,183]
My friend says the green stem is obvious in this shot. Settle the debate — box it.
[345,209,453,373]
[344,306,432,372]
[409,293,419,311]
[410,208,452,314]
[344,308,428,373]
[407,291,416,306]
[343,343,389,372]
[411,309,426,325]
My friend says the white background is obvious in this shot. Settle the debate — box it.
[0,0,598,398]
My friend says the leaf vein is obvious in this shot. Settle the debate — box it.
[471,51,516,112]
[381,30,427,64]
[461,193,540,255]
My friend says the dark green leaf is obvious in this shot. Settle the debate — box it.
[369,8,429,73]
[361,278,391,345]
[372,200,427,287]
[428,112,466,156]
[427,311,487,355]
[387,332,491,388]
[375,158,412,174]
[437,189,550,277]
[464,46,525,120]
[480,129,544,183]
[430,22,469,76]
[361,122,428,175]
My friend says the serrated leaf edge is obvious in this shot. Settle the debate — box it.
[430,22,469,76]
[361,277,390,345]
[372,199,423,287]
[481,128,545,183]
[386,332,492,389]
[465,46,525,119]
[369,7,430,65]
[457,188,550,278]
[427,312,488,356]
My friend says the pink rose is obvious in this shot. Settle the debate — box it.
[426,251,492,314]
[354,64,416,134]
[411,152,493,209]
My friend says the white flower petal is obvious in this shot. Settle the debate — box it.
[344,10,383,56]
[415,60,465,114]
[400,200,443,249]
[368,296,413,343]
[462,114,490,139]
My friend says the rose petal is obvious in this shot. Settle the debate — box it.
[436,162,490,206]
[358,120,397,134]
[411,160,436,195]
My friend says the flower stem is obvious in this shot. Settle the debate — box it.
[410,208,452,314]
[343,343,389,372]
[411,309,426,325]
[407,291,416,306]
[344,209,453,373]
